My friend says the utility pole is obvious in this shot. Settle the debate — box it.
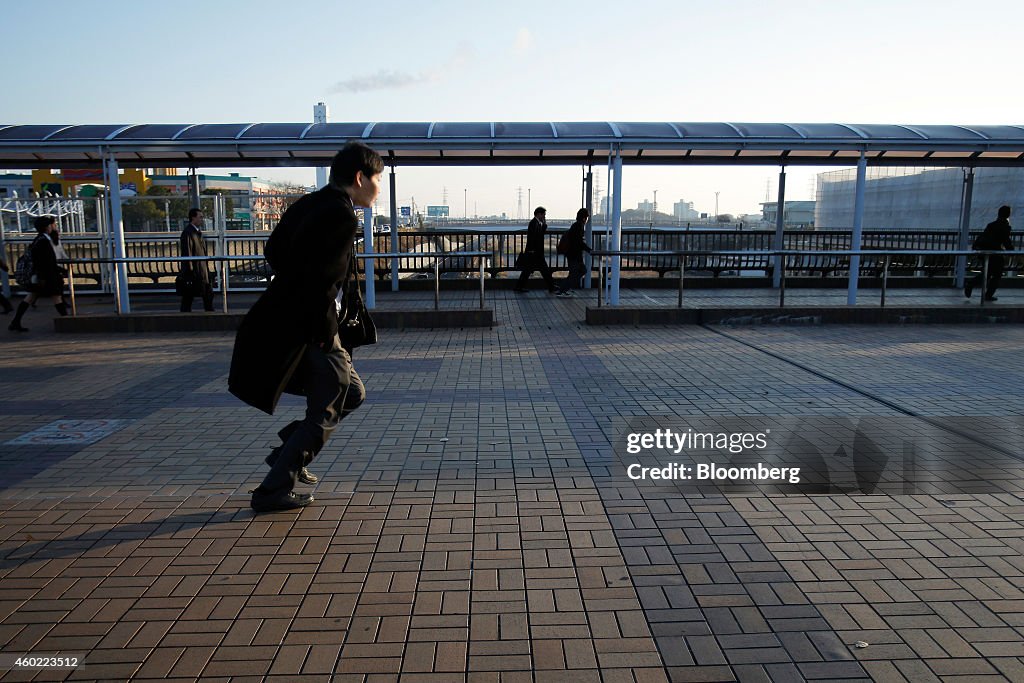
[714,191,720,220]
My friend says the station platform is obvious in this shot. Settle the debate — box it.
[1,289,1024,682]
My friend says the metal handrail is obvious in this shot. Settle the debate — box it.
[59,250,491,315]
[591,248,1013,309]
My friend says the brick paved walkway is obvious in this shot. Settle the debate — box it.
[2,292,1024,682]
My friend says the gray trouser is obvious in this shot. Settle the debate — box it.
[259,336,364,495]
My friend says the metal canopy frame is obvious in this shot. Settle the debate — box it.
[1,121,1023,168]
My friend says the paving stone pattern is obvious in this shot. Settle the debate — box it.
[1,290,1024,681]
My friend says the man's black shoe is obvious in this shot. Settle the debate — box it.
[985,295,998,302]
[251,489,314,513]
[266,448,318,485]
[965,283,973,298]
[8,323,27,332]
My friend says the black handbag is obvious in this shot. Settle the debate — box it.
[175,271,197,296]
[339,253,377,350]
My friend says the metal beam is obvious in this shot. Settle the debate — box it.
[104,154,130,313]
[610,147,623,305]
[955,168,975,287]
[390,167,399,292]
[772,166,786,288]
[847,151,867,306]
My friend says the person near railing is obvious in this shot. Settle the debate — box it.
[0,251,12,315]
[8,216,68,332]
[965,205,1014,302]
[178,208,214,312]
[557,208,592,297]
[229,142,383,513]
[514,206,563,294]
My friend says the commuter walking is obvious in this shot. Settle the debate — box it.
[229,142,383,513]
[514,206,561,293]
[966,205,1014,301]
[178,208,214,312]
[557,208,592,296]
[8,216,68,332]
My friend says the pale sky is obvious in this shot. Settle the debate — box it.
[2,0,1022,219]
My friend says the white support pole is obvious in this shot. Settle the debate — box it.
[362,206,375,309]
[390,167,399,291]
[105,155,131,313]
[584,167,593,289]
[610,147,623,306]
[847,151,867,306]
[772,166,786,288]
[955,168,974,288]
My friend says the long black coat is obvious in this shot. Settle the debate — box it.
[974,217,1013,251]
[27,234,64,297]
[524,217,547,253]
[561,220,591,258]
[228,186,358,415]
[179,224,211,286]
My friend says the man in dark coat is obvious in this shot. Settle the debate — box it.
[179,208,213,312]
[8,215,67,332]
[514,206,561,293]
[557,208,592,296]
[229,142,384,512]
[966,205,1014,301]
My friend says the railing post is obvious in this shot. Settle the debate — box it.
[677,253,684,308]
[221,259,229,313]
[479,260,485,310]
[68,263,77,316]
[779,253,786,308]
[881,254,890,308]
[597,254,604,308]
[981,254,989,308]
[434,259,440,311]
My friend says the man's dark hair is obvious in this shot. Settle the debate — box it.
[534,206,546,216]
[188,208,202,220]
[330,142,384,187]
[576,208,590,221]
[998,205,1011,219]
[34,215,55,232]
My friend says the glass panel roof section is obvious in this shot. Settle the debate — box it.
[48,125,129,140]
[673,122,743,138]
[0,125,70,141]
[614,122,678,138]
[430,122,491,137]
[113,124,191,140]
[554,122,616,137]
[731,123,802,138]
[241,123,311,138]
[176,124,253,139]
[493,122,553,138]
[965,125,1024,140]
[908,125,986,140]
[369,122,431,137]
[789,123,864,139]
[846,124,924,139]
[303,122,372,138]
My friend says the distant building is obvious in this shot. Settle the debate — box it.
[815,166,1024,231]
[0,173,33,198]
[637,199,654,213]
[761,200,815,229]
[673,200,699,221]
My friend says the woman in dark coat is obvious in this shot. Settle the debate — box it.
[8,215,68,332]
